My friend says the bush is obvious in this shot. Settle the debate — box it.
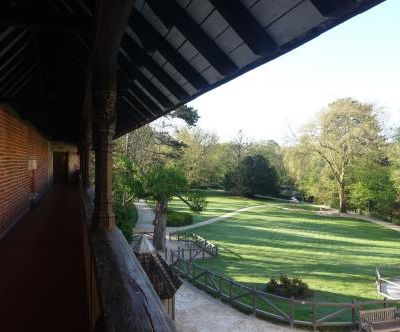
[166,210,193,227]
[115,203,137,242]
[265,274,313,299]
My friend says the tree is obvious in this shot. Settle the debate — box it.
[224,154,278,197]
[241,155,278,196]
[294,98,385,212]
[145,166,207,250]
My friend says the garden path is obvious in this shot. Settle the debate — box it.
[134,200,266,233]
[175,282,298,332]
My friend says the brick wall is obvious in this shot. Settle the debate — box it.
[0,107,50,234]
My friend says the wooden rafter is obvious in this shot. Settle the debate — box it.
[118,54,174,109]
[146,0,238,76]
[129,10,209,90]
[209,0,277,55]
[0,9,91,33]
[121,35,189,100]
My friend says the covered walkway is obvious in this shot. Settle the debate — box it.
[0,184,89,332]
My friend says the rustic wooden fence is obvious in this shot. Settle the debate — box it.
[171,254,399,331]
[169,232,218,257]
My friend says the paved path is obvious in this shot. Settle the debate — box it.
[175,282,298,332]
[134,200,266,233]
[134,200,155,232]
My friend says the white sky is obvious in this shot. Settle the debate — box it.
[186,0,400,144]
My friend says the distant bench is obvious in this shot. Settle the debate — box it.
[360,307,400,332]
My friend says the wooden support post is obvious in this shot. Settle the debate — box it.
[252,286,256,314]
[312,300,317,332]
[91,0,135,230]
[290,297,295,327]
[352,300,357,329]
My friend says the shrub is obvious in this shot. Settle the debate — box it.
[166,210,193,227]
[265,274,313,299]
[115,202,137,242]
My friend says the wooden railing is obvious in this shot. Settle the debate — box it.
[169,232,218,257]
[81,183,175,331]
[172,256,399,331]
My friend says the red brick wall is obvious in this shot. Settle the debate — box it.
[0,107,50,233]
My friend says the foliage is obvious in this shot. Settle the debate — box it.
[145,166,188,202]
[115,202,137,242]
[241,154,278,196]
[113,153,143,205]
[286,98,385,212]
[183,190,208,212]
[224,154,278,196]
[348,158,396,216]
[168,105,200,127]
[166,210,193,227]
[265,275,313,299]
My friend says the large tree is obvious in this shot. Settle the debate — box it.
[145,166,207,251]
[293,98,385,212]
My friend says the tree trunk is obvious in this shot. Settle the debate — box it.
[153,200,167,251]
[338,184,347,213]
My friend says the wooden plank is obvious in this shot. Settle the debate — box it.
[209,0,277,55]
[146,0,239,76]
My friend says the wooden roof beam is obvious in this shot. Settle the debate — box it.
[146,0,238,76]
[118,53,174,109]
[121,35,189,100]
[0,97,81,108]
[0,9,91,33]
[129,10,209,90]
[310,0,354,17]
[209,0,277,55]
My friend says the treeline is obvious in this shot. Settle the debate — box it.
[114,98,400,222]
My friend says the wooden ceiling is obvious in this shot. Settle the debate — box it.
[0,0,385,142]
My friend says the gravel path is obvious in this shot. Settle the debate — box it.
[175,282,298,332]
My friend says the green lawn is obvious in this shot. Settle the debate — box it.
[167,190,263,223]
[181,198,400,321]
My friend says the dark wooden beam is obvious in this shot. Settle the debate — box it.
[209,0,277,55]
[0,51,35,93]
[118,53,174,109]
[129,10,208,90]
[310,0,354,17]
[0,97,80,108]
[146,0,239,76]
[122,92,153,121]
[0,9,91,33]
[121,35,189,100]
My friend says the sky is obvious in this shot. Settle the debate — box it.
[186,0,400,144]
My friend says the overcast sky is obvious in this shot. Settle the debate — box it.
[185,0,400,144]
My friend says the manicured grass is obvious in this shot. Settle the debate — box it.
[186,199,400,321]
[167,190,265,223]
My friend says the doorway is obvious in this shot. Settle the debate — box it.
[53,152,69,183]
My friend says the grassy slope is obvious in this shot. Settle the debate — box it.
[168,190,266,223]
[188,200,400,308]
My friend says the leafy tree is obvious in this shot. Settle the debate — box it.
[224,154,278,197]
[349,157,396,216]
[145,166,207,250]
[241,155,278,196]
[292,98,385,212]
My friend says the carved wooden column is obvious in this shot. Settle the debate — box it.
[91,0,134,231]
[92,91,116,230]
[81,72,93,189]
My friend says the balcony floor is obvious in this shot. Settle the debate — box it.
[0,184,89,332]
